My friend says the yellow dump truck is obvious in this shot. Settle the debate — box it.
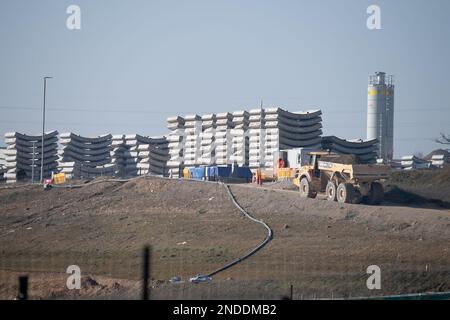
[292,151,390,205]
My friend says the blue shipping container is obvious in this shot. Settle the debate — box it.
[232,166,252,179]
[189,167,205,180]
[205,166,232,180]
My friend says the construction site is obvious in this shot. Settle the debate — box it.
[0,71,449,300]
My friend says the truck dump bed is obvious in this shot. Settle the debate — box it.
[352,164,390,179]
[318,161,390,181]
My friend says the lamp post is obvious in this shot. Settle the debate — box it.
[31,141,36,183]
[40,76,52,183]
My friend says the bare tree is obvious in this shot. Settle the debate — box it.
[435,133,450,150]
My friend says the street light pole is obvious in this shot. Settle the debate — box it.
[40,76,52,183]
[31,141,36,183]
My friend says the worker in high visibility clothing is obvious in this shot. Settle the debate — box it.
[278,158,285,168]
[255,168,262,186]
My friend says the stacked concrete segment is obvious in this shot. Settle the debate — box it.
[135,136,169,176]
[0,148,6,182]
[230,111,249,166]
[58,133,114,179]
[200,114,217,166]
[166,116,186,177]
[166,107,323,169]
[400,155,431,170]
[183,115,202,167]
[400,155,417,170]
[247,108,322,168]
[4,131,59,183]
[111,134,169,176]
[248,108,265,168]
[431,154,449,168]
[121,134,145,176]
[263,108,322,149]
[215,112,234,165]
[215,130,232,165]
[110,134,129,176]
[321,136,378,164]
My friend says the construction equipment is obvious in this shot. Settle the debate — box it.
[292,151,390,205]
[52,172,66,185]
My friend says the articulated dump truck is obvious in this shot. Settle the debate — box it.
[292,151,390,205]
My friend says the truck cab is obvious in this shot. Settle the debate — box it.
[293,151,333,196]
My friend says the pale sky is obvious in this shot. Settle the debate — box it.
[1,0,449,157]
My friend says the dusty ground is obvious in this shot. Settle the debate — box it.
[0,172,449,300]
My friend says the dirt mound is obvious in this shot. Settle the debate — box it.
[386,167,450,203]
[265,180,298,191]
[384,186,450,208]
[322,154,358,164]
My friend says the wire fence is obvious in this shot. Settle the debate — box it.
[1,246,449,300]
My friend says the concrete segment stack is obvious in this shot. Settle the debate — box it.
[431,154,449,168]
[58,133,114,179]
[135,136,169,176]
[110,134,129,176]
[248,108,265,168]
[183,115,202,167]
[401,155,431,170]
[230,111,249,166]
[0,148,6,182]
[215,112,234,165]
[4,131,59,183]
[110,134,169,176]
[166,116,186,177]
[166,107,323,169]
[121,134,146,176]
[321,136,378,164]
[200,114,217,166]
[247,108,322,169]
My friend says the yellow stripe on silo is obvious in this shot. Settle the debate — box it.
[368,89,386,96]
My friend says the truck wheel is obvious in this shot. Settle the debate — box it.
[353,189,362,204]
[299,178,314,198]
[367,182,384,205]
[326,181,337,201]
[336,183,355,204]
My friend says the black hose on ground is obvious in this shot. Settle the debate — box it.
[203,182,273,278]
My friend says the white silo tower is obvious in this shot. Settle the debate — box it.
[367,72,394,161]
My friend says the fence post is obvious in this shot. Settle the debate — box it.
[18,276,28,300]
[142,246,151,300]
